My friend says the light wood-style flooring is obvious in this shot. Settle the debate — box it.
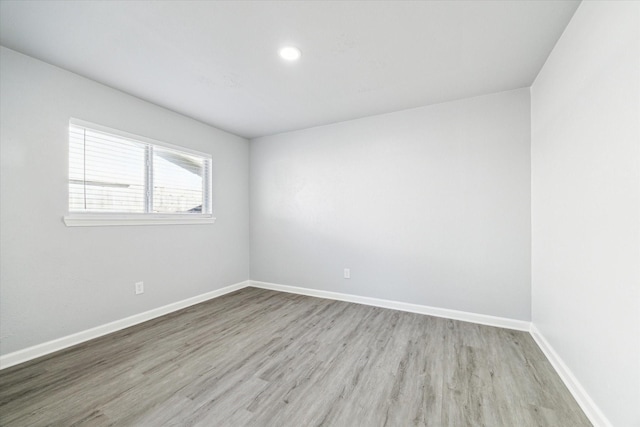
[0,287,591,426]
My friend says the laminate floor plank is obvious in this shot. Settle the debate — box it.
[0,287,591,426]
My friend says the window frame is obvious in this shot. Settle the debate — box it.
[63,118,215,227]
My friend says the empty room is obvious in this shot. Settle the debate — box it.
[0,1,638,426]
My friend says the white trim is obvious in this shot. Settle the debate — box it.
[529,324,612,427]
[63,214,216,227]
[249,280,530,331]
[0,280,249,370]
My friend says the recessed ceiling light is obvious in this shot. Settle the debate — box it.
[279,46,302,61]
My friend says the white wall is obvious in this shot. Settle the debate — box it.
[0,47,250,356]
[531,2,639,426]
[251,88,531,321]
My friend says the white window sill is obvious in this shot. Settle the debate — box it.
[63,214,216,227]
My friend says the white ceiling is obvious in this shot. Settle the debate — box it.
[0,0,579,139]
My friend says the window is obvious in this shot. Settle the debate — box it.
[64,119,214,226]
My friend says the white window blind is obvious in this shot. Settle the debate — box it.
[68,120,212,221]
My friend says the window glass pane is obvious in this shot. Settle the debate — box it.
[152,146,204,214]
[69,126,146,213]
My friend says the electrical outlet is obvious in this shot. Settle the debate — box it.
[344,268,351,279]
[135,281,144,295]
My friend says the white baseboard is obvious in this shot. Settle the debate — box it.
[0,280,250,370]
[250,280,531,331]
[529,324,611,427]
